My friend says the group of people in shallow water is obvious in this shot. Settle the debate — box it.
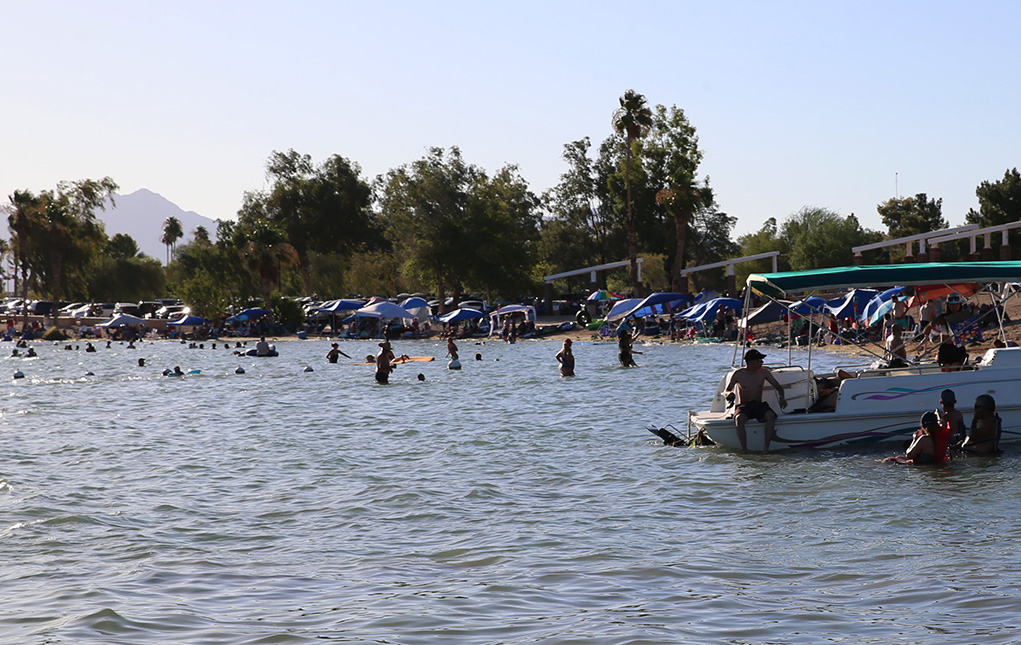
[554,325,644,377]
[884,389,1001,464]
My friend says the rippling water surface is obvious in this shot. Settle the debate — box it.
[2,338,1020,644]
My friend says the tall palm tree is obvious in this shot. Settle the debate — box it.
[161,216,184,264]
[612,89,653,296]
[657,182,713,292]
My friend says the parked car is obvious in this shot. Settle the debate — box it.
[137,301,162,318]
[114,302,141,316]
[155,304,188,319]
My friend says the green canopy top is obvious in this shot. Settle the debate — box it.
[747,261,1021,297]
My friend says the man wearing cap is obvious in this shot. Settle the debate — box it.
[724,349,788,452]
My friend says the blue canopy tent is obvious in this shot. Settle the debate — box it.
[226,307,270,323]
[677,297,744,323]
[166,314,207,326]
[439,307,485,324]
[318,299,366,313]
[824,289,878,320]
[693,290,719,305]
[740,300,792,327]
[609,292,694,321]
[789,296,828,315]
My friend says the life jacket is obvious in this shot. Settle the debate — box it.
[933,422,950,464]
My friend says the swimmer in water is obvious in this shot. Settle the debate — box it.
[326,342,350,363]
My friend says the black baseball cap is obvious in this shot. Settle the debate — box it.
[744,349,767,362]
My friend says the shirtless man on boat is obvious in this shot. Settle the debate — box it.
[724,349,787,452]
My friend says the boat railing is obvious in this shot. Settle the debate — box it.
[836,361,964,379]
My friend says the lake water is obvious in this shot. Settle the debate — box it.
[2,337,1020,644]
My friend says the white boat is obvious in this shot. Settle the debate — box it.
[688,261,1021,451]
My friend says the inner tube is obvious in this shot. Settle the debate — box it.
[448,359,462,370]
[576,310,591,326]
[246,347,279,357]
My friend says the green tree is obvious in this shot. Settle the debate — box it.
[10,179,118,324]
[641,104,713,291]
[736,217,787,289]
[161,216,184,264]
[5,190,43,321]
[540,138,623,285]
[684,204,740,292]
[376,147,480,312]
[877,193,947,240]
[966,168,1021,250]
[89,256,166,301]
[232,213,299,307]
[107,233,140,259]
[781,207,879,271]
[612,89,653,296]
[170,220,252,318]
[460,165,541,298]
[255,149,373,295]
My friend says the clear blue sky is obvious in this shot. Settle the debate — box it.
[2,1,1019,238]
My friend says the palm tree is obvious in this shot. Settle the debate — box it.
[612,89,653,296]
[657,183,713,292]
[161,216,184,264]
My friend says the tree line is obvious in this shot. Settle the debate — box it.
[5,90,1021,322]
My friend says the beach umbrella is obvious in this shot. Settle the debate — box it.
[166,314,207,326]
[438,307,485,324]
[400,297,433,323]
[97,313,146,327]
[605,298,643,321]
[586,289,621,301]
[860,287,908,325]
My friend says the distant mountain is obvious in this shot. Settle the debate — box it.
[98,189,219,263]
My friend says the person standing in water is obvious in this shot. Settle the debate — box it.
[375,341,395,384]
[326,342,350,363]
[555,338,575,376]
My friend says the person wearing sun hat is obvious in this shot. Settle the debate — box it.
[723,348,788,452]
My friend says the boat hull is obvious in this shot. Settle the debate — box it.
[691,347,1021,452]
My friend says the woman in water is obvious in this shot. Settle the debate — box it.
[555,338,575,377]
